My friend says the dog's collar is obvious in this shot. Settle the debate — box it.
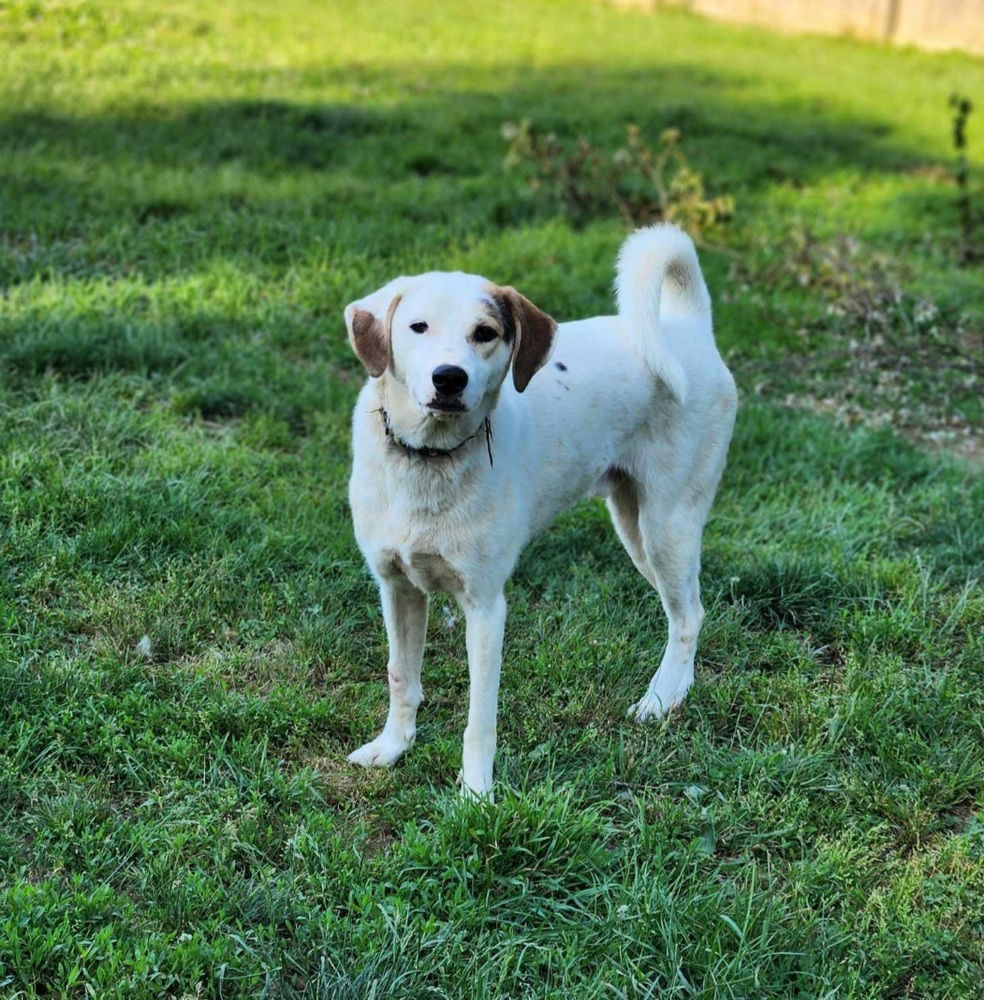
[378,408,494,468]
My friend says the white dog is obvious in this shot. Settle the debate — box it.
[344,224,736,799]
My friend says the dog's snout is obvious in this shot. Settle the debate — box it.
[432,365,468,395]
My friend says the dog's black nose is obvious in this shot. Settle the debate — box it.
[432,365,468,394]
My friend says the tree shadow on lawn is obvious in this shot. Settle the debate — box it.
[0,60,947,277]
[0,61,919,172]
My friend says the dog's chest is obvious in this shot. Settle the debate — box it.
[351,460,477,596]
[368,504,469,596]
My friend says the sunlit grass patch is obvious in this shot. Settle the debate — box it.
[1,0,982,997]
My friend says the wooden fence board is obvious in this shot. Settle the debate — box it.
[611,0,984,55]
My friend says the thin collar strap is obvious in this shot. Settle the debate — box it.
[378,408,494,468]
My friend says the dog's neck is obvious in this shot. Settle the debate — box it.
[379,408,493,466]
[373,376,495,465]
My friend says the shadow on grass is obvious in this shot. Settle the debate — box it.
[0,60,943,278]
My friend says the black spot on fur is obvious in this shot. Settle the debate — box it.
[555,361,567,371]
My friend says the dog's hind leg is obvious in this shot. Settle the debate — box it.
[609,473,709,721]
[348,573,428,767]
[606,472,657,589]
[627,500,707,721]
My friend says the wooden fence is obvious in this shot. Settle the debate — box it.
[612,1,984,56]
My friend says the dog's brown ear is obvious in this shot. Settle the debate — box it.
[343,277,409,377]
[346,308,388,377]
[498,286,557,392]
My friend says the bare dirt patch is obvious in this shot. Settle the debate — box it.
[730,232,983,464]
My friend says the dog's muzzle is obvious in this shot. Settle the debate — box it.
[432,365,468,394]
[429,365,469,412]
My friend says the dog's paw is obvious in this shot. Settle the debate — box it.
[460,779,494,804]
[628,686,689,722]
[347,735,411,768]
[457,767,494,802]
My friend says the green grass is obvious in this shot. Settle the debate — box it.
[1,1,983,996]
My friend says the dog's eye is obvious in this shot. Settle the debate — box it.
[410,321,428,334]
[473,324,498,343]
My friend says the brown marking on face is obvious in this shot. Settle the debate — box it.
[486,294,517,344]
[348,294,402,377]
[492,285,557,392]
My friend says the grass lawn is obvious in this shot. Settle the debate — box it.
[2,0,983,996]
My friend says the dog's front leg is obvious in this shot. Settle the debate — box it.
[348,573,427,768]
[460,591,507,801]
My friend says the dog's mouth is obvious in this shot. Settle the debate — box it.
[427,398,467,414]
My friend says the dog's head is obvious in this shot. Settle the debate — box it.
[344,272,556,420]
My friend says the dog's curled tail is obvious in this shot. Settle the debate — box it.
[615,223,710,404]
